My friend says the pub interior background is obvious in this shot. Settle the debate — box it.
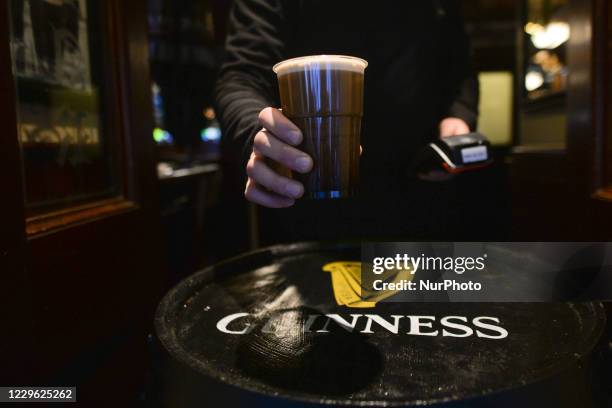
[1,0,612,405]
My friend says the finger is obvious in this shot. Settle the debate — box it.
[440,129,455,138]
[441,126,459,138]
[452,124,469,136]
[244,178,295,208]
[258,107,302,145]
[246,156,304,199]
[254,146,293,178]
[440,118,470,137]
[458,125,470,135]
[253,130,313,174]
[440,123,455,138]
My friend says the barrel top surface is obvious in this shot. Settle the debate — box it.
[155,243,606,407]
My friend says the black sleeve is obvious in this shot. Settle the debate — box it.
[443,0,480,131]
[214,0,288,167]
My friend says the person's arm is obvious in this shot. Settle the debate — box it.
[214,0,286,162]
[214,0,312,208]
[439,0,479,137]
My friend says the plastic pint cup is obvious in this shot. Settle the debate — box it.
[273,55,368,199]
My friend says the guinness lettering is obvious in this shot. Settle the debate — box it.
[216,312,509,339]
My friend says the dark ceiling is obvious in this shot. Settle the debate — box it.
[462,0,519,72]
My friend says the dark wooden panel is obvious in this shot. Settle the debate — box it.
[566,0,595,195]
[594,0,612,201]
[27,207,163,382]
[508,151,592,240]
[0,0,34,385]
[589,0,612,239]
[606,0,612,191]
[509,0,612,239]
[1,0,164,401]
[19,1,165,400]
[574,0,612,235]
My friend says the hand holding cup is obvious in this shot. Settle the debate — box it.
[245,108,313,208]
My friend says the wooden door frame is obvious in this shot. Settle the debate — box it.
[0,0,162,388]
[509,0,612,239]
[590,0,612,201]
[0,0,159,261]
[7,0,160,236]
[566,0,612,237]
[0,1,33,383]
[566,0,597,198]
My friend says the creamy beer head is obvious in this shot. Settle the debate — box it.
[273,55,368,199]
[273,55,368,76]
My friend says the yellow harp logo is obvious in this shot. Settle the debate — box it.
[322,261,414,309]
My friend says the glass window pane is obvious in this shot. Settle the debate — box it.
[9,0,121,216]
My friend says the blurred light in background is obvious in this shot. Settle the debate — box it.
[525,70,545,91]
[526,21,570,50]
[201,106,221,143]
[201,126,221,142]
[203,107,216,121]
[154,127,174,144]
[152,82,165,125]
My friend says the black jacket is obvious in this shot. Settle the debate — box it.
[215,0,478,190]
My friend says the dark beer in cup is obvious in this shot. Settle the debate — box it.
[273,55,368,199]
